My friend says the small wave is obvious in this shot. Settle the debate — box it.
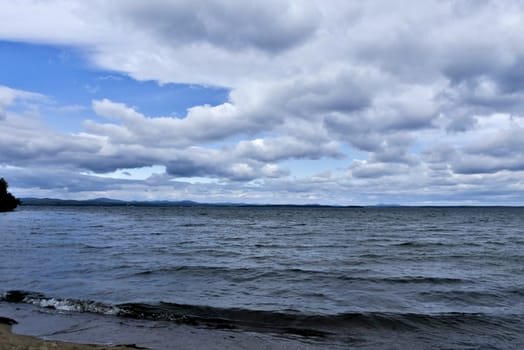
[95,302,524,339]
[81,244,112,250]
[130,266,466,287]
[2,290,521,341]
[1,290,120,315]
[418,289,512,307]
[393,241,449,248]
[177,223,207,227]
[88,224,106,229]
[506,288,524,296]
[381,276,466,284]
[131,265,252,277]
[130,266,333,279]
[336,275,466,285]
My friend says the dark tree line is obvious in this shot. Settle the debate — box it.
[0,178,21,212]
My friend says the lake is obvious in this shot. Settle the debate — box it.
[1,206,523,349]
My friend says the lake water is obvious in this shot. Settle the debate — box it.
[1,206,524,348]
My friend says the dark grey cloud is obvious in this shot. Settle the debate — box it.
[440,76,524,127]
[2,167,128,193]
[443,113,478,133]
[497,58,524,94]
[463,127,524,157]
[280,73,372,115]
[165,148,287,182]
[450,127,524,174]
[117,0,319,53]
[452,155,524,175]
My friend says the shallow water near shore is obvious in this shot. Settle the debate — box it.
[1,206,524,348]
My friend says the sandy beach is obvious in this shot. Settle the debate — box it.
[0,317,146,350]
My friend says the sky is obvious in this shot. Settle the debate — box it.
[1,0,524,205]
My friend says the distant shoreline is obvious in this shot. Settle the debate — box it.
[19,197,363,208]
[18,198,524,208]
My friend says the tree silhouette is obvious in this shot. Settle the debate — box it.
[0,178,21,212]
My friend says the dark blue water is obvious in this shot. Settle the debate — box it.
[1,206,524,348]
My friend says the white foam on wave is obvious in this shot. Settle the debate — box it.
[23,296,120,315]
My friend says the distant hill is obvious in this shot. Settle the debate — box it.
[20,197,363,208]
[21,197,198,207]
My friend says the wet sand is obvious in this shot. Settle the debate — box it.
[0,318,145,350]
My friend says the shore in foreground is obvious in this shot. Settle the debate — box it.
[0,303,334,350]
[0,318,145,350]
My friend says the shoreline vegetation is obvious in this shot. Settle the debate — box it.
[0,317,148,350]
[0,178,21,212]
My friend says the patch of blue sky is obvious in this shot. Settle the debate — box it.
[0,40,229,131]
[279,144,367,178]
[341,144,367,161]
[280,158,348,178]
[408,138,426,155]
[83,165,167,180]
[85,165,219,185]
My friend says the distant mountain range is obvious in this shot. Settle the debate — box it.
[19,198,521,208]
[20,197,364,208]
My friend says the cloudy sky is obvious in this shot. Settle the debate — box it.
[1,0,524,205]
